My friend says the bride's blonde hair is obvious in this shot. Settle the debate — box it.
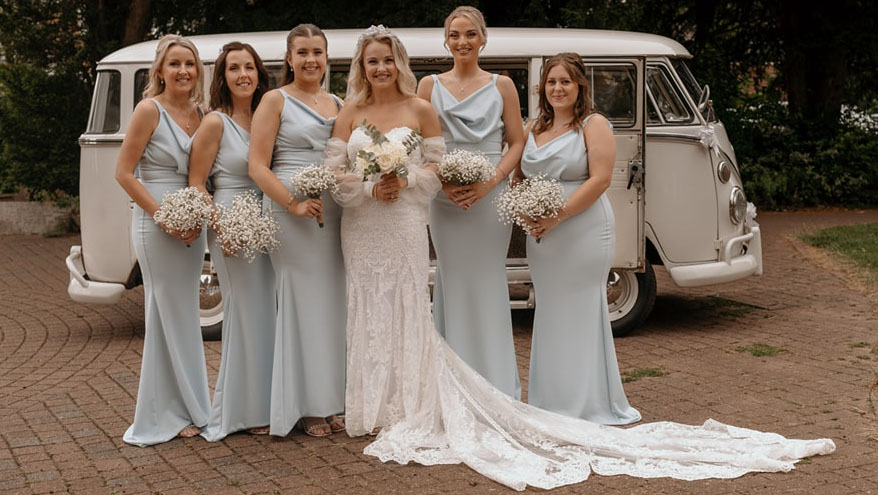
[346,28,417,106]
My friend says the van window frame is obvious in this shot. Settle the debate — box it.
[581,61,639,129]
[85,69,121,134]
[645,62,696,126]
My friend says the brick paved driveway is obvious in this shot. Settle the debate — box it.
[1,210,877,494]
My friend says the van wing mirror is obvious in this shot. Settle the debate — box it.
[697,84,711,114]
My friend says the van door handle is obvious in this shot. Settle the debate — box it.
[627,163,639,190]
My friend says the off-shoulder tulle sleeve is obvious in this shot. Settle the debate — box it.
[325,137,374,208]
[402,136,444,206]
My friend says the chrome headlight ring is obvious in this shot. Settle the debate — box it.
[729,186,747,224]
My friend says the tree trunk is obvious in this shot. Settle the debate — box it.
[775,1,851,127]
[122,0,151,46]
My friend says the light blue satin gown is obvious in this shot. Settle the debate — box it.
[266,90,346,436]
[123,99,211,446]
[520,115,641,425]
[200,112,276,441]
[428,74,521,399]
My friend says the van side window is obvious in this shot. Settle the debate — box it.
[586,64,636,128]
[86,70,121,134]
[134,69,148,108]
[329,60,529,120]
[645,65,693,125]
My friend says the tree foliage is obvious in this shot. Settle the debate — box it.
[0,0,875,206]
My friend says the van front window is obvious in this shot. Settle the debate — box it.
[646,65,693,125]
[86,70,121,134]
[671,59,703,104]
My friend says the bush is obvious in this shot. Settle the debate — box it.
[0,63,90,199]
[724,97,878,210]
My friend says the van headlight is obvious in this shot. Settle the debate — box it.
[729,187,747,224]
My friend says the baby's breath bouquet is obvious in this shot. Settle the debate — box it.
[353,121,422,181]
[152,186,213,234]
[212,190,280,262]
[289,164,337,228]
[494,175,565,243]
[438,149,496,186]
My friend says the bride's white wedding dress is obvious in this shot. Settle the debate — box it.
[324,128,834,491]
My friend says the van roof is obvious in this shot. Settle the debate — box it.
[99,27,691,65]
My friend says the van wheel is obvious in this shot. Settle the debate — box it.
[199,258,223,341]
[607,261,656,337]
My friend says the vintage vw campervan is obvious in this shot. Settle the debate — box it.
[67,27,762,338]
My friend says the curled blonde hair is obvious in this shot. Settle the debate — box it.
[444,6,488,49]
[142,34,205,105]
[346,31,417,106]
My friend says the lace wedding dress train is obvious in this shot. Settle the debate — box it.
[325,129,835,491]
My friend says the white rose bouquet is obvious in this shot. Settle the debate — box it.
[438,149,496,186]
[152,186,213,235]
[353,121,422,181]
[289,164,337,228]
[212,190,280,262]
[494,175,565,243]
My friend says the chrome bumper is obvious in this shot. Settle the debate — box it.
[66,245,125,304]
[667,225,763,288]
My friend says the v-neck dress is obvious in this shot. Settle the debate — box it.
[266,90,346,436]
[123,99,211,446]
[520,115,640,425]
[200,112,276,441]
[428,73,521,400]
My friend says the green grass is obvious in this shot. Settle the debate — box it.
[851,342,871,348]
[802,223,878,286]
[622,367,669,383]
[735,343,788,357]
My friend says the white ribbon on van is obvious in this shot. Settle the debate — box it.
[698,123,720,154]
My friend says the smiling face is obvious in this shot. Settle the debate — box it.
[544,64,579,113]
[446,16,484,61]
[224,49,258,100]
[159,45,199,96]
[362,40,398,91]
[288,35,327,85]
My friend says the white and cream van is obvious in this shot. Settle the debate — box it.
[67,27,762,338]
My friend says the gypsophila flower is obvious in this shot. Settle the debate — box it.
[353,121,422,180]
[289,164,338,228]
[153,186,213,233]
[438,149,495,186]
[494,175,565,242]
[212,190,280,262]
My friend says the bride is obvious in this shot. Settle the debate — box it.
[325,25,835,492]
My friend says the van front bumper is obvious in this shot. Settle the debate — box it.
[66,245,125,304]
[667,225,763,288]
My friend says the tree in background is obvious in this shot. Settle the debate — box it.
[0,0,875,206]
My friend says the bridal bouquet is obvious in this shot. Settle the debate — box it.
[353,121,422,180]
[153,186,213,234]
[438,149,495,186]
[494,175,565,243]
[289,164,337,228]
[212,190,280,262]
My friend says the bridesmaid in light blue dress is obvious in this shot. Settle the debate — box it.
[416,6,525,399]
[249,24,346,438]
[519,53,640,425]
[189,43,275,441]
[114,35,211,445]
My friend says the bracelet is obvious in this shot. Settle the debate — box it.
[286,192,295,211]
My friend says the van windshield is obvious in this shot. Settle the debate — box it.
[671,60,703,106]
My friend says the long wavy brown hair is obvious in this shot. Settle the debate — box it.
[282,24,328,85]
[209,42,270,115]
[532,53,594,136]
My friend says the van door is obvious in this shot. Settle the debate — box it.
[581,59,646,271]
